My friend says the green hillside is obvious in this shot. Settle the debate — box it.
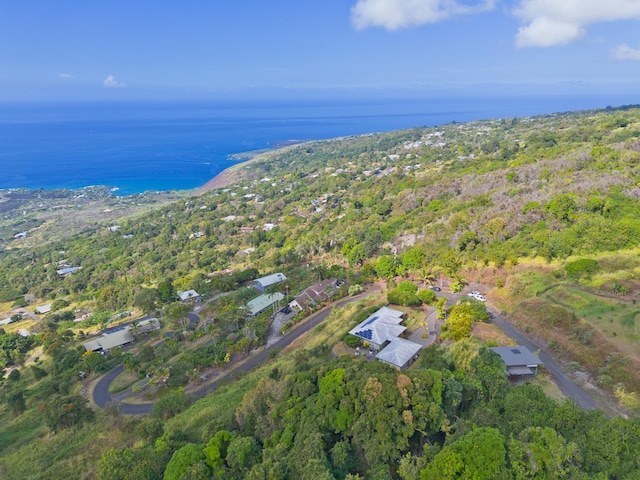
[2,105,640,478]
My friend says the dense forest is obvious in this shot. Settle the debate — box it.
[2,105,640,478]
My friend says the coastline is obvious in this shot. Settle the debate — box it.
[195,140,312,195]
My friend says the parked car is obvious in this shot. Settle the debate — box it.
[467,292,487,302]
[427,286,441,292]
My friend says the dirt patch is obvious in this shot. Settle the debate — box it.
[471,322,511,345]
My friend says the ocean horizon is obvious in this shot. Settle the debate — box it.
[1,95,637,195]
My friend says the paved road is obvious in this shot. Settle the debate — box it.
[488,308,597,410]
[92,292,371,415]
[95,288,597,414]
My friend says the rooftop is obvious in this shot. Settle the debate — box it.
[247,292,284,315]
[254,273,287,288]
[177,290,201,301]
[376,338,423,368]
[490,346,543,367]
[348,307,406,346]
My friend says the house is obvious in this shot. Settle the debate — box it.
[247,292,285,316]
[133,317,161,333]
[57,266,81,276]
[348,307,407,350]
[83,329,134,353]
[35,304,52,315]
[288,278,338,311]
[177,290,202,303]
[490,346,543,379]
[253,273,287,292]
[376,338,423,370]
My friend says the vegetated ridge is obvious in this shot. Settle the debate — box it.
[2,105,640,478]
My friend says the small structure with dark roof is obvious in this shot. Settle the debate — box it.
[490,346,543,379]
[289,278,338,311]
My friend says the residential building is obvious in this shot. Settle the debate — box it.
[247,292,285,316]
[83,329,134,353]
[253,273,287,292]
[376,338,423,370]
[178,290,202,302]
[490,346,543,379]
[288,278,338,311]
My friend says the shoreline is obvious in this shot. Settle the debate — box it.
[195,140,313,194]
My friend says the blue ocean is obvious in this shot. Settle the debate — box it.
[0,95,636,195]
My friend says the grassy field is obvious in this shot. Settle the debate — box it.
[542,285,640,362]
[3,317,38,334]
[109,370,139,394]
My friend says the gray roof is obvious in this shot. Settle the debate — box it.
[178,290,200,301]
[83,329,134,352]
[348,307,406,346]
[254,273,287,288]
[376,338,423,368]
[247,292,284,315]
[134,318,160,333]
[57,266,81,275]
[490,346,543,367]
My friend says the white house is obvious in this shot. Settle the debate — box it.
[253,273,287,292]
[177,290,202,302]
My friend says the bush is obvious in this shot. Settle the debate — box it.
[152,389,187,420]
[564,258,599,279]
[417,289,436,304]
[450,281,464,293]
[11,298,27,308]
[387,288,420,306]
[343,334,361,348]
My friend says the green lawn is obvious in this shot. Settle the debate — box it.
[542,285,640,360]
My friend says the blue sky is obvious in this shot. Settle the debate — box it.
[1,0,639,101]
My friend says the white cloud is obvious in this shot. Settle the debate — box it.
[611,44,640,61]
[515,0,640,48]
[103,75,127,88]
[351,0,496,30]
[57,73,73,79]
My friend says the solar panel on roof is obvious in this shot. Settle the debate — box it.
[511,348,521,354]
[362,316,378,327]
[355,329,373,340]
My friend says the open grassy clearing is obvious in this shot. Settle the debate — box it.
[2,317,37,334]
[109,370,139,394]
[543,285,640,361]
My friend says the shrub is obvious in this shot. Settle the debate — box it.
[387,288,420,306]
[343,334,361,348]
[417,289,436,304]
[564,258,599,279]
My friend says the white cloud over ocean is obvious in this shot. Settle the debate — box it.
[57,73,73,79]
[611,44,640,61]
[351,0,496,30]
[103,75,126,88]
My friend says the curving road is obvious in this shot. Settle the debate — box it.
[93,292,370,415]
[94,290,598,414]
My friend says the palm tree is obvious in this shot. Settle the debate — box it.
[130,321,140,337]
